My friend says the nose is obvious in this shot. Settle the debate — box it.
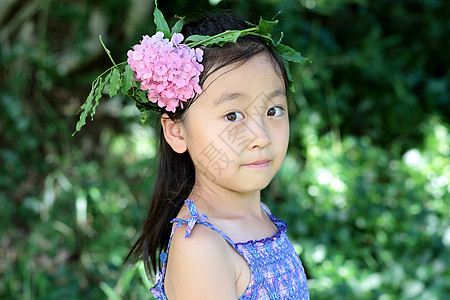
[247,118,271,150]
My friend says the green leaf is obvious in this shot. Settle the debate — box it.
[184,34,207,43]
[282,60,297,93]
[215,31,242,46]
[185,30,243,47]
[275,44,312,65]
[288,78,297,93]
[108,68,120,97]
[73,80,98,135]
[104,72,111,86]
[171,17,184,35]
[136,89,148,103]
[153,0,170,37]
[257,17,278,36]
[91,77,106,119]
[121,65,134,95]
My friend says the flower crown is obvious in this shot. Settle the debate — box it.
[74,0,310,135]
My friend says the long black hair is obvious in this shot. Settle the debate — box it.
[125,12,289,276]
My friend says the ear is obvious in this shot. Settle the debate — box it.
[161,113,187,154]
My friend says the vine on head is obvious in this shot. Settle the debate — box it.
[73,0,311,135]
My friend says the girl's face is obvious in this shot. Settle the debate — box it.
[182,53,289,194]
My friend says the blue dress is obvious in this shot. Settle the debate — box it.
[151,199,309,299]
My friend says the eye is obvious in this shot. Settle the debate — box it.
[267,106,284,117]
[225,111,244,122]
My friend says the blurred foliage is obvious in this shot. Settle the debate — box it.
[0,0,448,299]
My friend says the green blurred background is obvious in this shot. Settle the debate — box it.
[1,0,449,299]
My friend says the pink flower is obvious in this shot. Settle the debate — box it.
[127,32,204,112]
[171,33,184,45]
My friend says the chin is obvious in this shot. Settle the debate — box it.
[236,179,272,193]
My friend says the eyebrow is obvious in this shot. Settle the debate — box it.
[268,89,286,99]
[214,89,286,106]
[214,92,242,106]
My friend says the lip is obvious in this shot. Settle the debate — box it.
[242,159,271,168]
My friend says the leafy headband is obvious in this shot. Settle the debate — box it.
[74,0,311,135]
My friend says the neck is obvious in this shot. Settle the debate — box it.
[188,178,264,219]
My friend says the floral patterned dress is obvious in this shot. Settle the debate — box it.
[151,199,309,299]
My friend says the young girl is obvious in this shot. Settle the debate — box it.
[76,3,310,299]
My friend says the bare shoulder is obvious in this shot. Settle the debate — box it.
[169,223,230,256]
[165,224,238,299]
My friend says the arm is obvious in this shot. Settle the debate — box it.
[164,224,239,300]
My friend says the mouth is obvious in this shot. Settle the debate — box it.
[242,159,271,169]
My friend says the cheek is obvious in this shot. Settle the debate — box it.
[185,122,238,178]
[275,119,290,155]
[284,120,290,148]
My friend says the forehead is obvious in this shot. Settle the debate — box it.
[197,53,285,107]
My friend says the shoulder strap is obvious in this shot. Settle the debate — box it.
[260,202,288,233]
[169,199,235,245]
[260,202,271,215]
